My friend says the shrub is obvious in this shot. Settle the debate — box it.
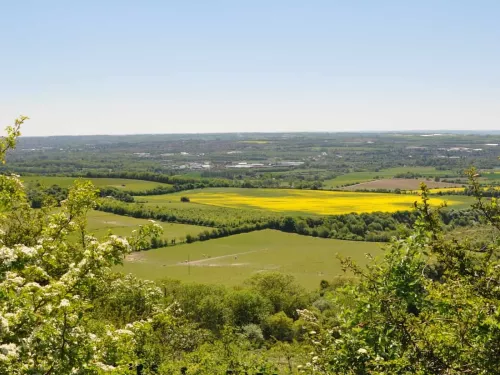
[263,312,294,342]
[242,324,265,347]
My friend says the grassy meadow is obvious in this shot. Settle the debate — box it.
[139,188,472,216]
[120,230,383,289]
[21,176,171,192]
[484,172,500,181]
[85,210,210,243]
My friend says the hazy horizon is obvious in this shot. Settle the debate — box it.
[16,129,500,139]
[2,1,499,136]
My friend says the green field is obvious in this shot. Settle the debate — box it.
[484,172,500,181]
[120,230,382,289]
[21,176,171,192]
[85,210,211,243]
[324,167,458,188]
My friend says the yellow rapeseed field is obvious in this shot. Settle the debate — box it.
[426,187,466,194]
[184,189,462,215]
[410,187,499,194]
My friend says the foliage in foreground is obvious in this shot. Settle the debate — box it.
[299,178,500,374]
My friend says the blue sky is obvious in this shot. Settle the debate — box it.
[1,0,499,135]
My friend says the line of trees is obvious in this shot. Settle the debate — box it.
[26,183,136,207]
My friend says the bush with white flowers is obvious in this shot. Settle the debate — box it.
[0,117,162,374]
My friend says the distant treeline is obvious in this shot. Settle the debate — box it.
[75,171,324,192]
[78,171,234,188]
[26,183,135,207]
[437,186,500,198]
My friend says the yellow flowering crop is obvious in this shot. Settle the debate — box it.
[427,187,466,194]
[184,189,462,215]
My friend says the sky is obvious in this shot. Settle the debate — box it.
[1,0,499,136]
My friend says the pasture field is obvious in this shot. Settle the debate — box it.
[139,188,472,216]
[85,210,211,242]
[484,172,500,180]
[324,167,458,188]
[120,229,383,289]
[341,178,462,191]
[133,198,277,227]
[21,176,171,192]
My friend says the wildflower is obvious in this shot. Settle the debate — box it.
[357,348,368,355]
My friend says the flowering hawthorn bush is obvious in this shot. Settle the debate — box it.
[0,117,162,374]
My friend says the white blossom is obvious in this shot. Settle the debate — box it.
[0,247,17,265]
[0,315,9,333]
[0,343,19,361]
[115,329,134,336]
[357,348,368,355]
[24,282,41,289]
[109,235,129,247]
[95,362,116,371]
[17,245,36,257]
[59,299,70,308]
[6,273,24,285]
